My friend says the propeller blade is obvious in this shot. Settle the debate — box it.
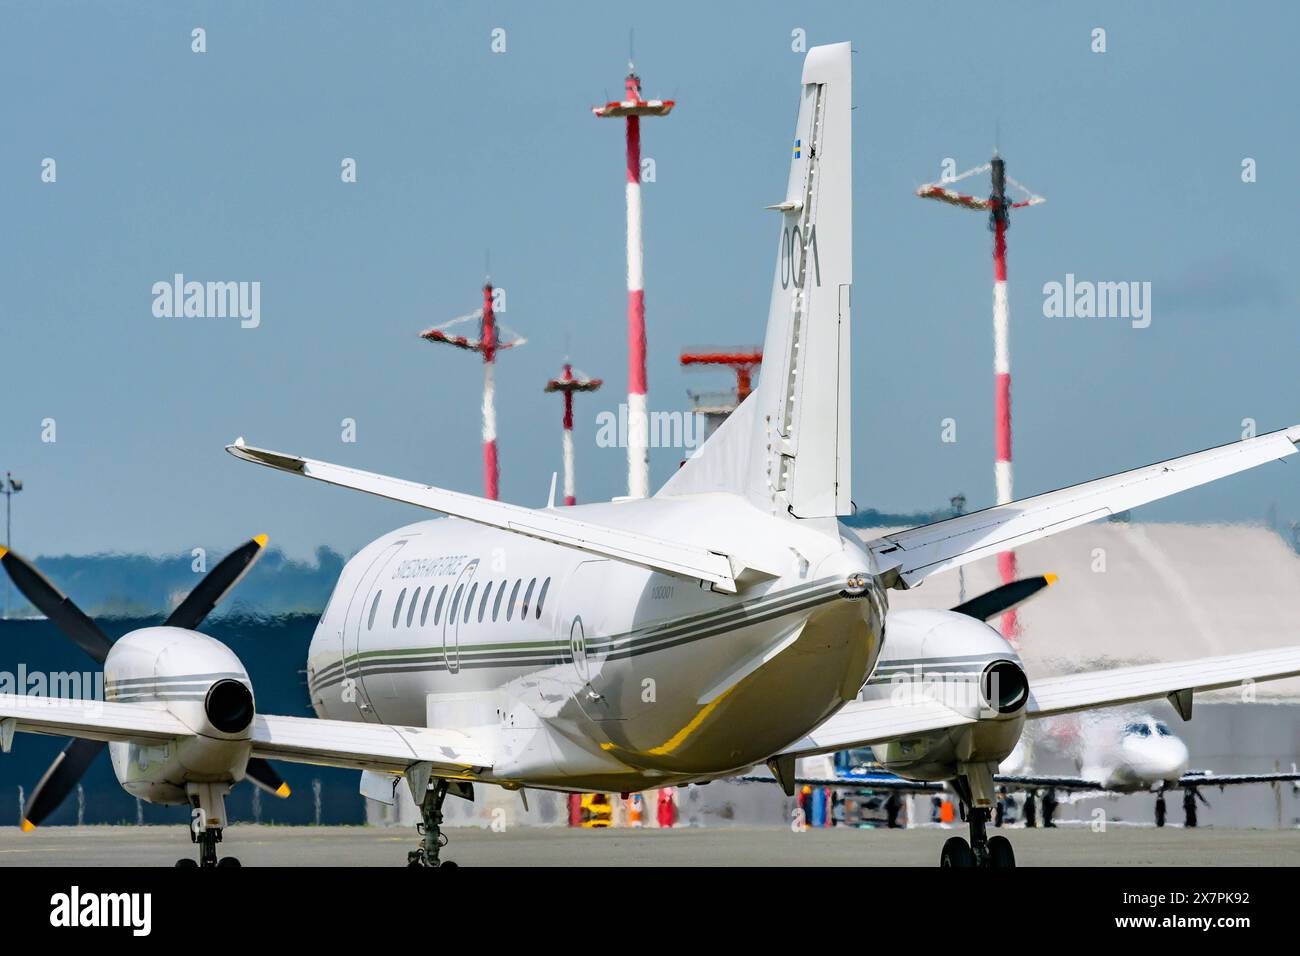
[0,547,113,664]
[165,535,268,630]
[21,737,107,830]
[951,574,1058,623]
[245,757,291,798]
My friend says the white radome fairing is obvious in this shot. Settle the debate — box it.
[104,627,255,805]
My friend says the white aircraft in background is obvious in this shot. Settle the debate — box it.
[785,580,1300,827]
[1006,711,1300,823]
[768,578,1300,824]
[5,42,1300,869]
[804,703,1300,826]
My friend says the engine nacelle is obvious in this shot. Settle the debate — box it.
[103,626,255,805]
[864,609,1028,782]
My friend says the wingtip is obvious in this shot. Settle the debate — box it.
[253,533,269,548]
[0,545,7,560]
[20,818,35,833]
[275,782,291,798]
[1045,573,1059,586]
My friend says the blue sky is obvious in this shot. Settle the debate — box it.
[2,1,1298,559]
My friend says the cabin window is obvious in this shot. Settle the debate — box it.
[492,582,506,621]
[463,583,478,624]
[478,581,493,623]
[535,578,551,619]
[506,579,521,621]
[420,586,436,626]
[368,591,382,630]
[520,578,537,619]
[449,584,464,625]
[392,588,407,629]
[433,585,447,625]
[407,587,421,627]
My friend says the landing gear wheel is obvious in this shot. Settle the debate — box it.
[194,827,223,868]
[175,858,198,868]
[407,781,454,867]
[988,835,1016,868]
[217,857,242,868]
[940,836,976,868]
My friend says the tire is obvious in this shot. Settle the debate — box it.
[218,857,242,868]
[988,835,1016,868]
[940,836,975,868]
[439,860,459,869]
[175,858,198,868]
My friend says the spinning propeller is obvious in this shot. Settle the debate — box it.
[0,536,289,830]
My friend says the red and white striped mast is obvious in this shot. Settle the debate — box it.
[544,363,603,506]
[916,155,1043,643]
[593,62,674,498]
[420,280,526,500]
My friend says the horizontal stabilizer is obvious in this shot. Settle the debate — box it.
[868,425,1300,588]
[226,440,743,592]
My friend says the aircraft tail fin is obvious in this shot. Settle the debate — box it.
[657,42,853,519]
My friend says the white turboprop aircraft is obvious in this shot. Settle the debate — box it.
[4,42,1300,869]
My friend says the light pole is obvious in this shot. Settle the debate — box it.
[2,473,23,619]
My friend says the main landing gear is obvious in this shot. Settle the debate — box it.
[408,780,458,869]
[939,767,1016,868]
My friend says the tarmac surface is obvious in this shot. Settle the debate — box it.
[1,824,1297,866]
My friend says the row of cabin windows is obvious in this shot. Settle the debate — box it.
[366,576,553,631]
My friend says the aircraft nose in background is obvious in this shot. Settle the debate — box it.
[1128,733,1190,783]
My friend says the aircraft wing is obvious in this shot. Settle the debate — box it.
[1179,770,1300,788]
[0,696,491,779]
[738,772,945,793]
[225,440,744,593]
[777,695,980,759]
[866,425,1300,589]
[775,645,1300,759]
[1025,646,1300,718]
[249,714,491,777]
[742,772,1104,793]
[990,774,1106,792]
[0,694,189,744]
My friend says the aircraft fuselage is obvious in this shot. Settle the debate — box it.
[308,497,883,792]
